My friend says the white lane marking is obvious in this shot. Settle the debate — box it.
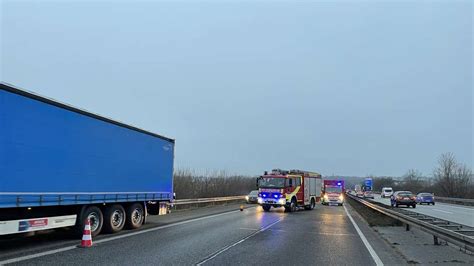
[0,246,76,266]
[311,232,356,236]
[266,229,355,236]
[431,209,453,214]
[0,209,251,265]
[196,218,282,265]
[343,205,384,266]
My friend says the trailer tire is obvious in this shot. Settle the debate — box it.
[103,204,126,233]
[76,206,103,237]
[125,203,145,229]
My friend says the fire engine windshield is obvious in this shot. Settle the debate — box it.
[325,186,342,193]
[258,178,285,188]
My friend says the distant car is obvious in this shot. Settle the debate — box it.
[381,187,393,198]
[354,185,363,197]
[391,191,416,208]
[246,190,259,204]
[363,190,374,199]
[416,193,435,205]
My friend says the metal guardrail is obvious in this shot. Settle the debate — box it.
[173,196,246,206]
[346,193,474,252]
[435,197,474,206]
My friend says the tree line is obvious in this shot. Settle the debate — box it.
[174,152,473,199]
[173,169,256,199]
[373,153,473,198]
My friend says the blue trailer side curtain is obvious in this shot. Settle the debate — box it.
[0,89,173,197]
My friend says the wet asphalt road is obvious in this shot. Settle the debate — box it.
[1,204,379,265]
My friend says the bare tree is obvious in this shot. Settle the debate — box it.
[452,163,472,197]
[402,169,424,193]
[433,152,473,197]
[173,168,256,199]
[433,153,457,196]
[373,177,395,191]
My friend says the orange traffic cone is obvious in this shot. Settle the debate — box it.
[79,219,93,248]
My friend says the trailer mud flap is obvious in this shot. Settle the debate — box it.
[158,202,168,215]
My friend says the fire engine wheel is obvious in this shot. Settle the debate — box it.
[289,199,297,212]
[304,198,315,210]
[262,205,271,212]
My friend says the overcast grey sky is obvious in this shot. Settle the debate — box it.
[1,0,472,176]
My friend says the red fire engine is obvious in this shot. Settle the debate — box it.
[256,169,322,212]
[322,180,345,206]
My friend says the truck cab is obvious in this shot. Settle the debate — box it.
[256,169,321,212]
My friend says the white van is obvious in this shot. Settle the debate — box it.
[381,187,393,198]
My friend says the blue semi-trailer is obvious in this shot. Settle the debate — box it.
[0,83,175,236]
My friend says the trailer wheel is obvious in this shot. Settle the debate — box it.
[76,206,103,237]
[103,204,126,233]
[125,203,145,229]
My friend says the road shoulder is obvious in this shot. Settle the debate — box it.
[344,202,408,265]
[345,200,474,265]
[374,225,474,265]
